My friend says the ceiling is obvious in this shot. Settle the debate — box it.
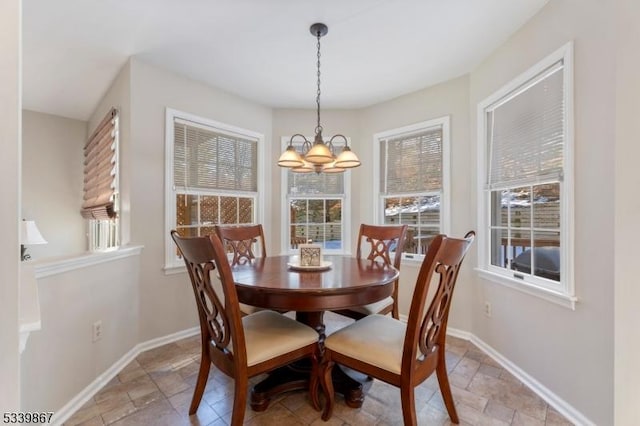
[23,0,549,121]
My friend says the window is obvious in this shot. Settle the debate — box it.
[373,117,450,261]
[82,108,120,252]
[165,109,264,268]
[282,137,351,254]
[477,42,575,307]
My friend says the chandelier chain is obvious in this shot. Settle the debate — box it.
[315,32,322,134]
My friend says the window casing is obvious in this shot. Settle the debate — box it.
[281,137,351,254]
[165,109,264,269]
[373,117,451,261]
[477,42,575,307]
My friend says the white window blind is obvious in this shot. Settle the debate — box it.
[82,108,118,220]
[381,128,442,194]
[487,61,564,189]
[174,119,257,192]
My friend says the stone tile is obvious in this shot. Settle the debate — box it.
[310,417,344,426]
[74,417,106,426]
[169,388,197,410]
[456,402,510,426]
[109,400,187,426]
[244,403,304,426]
[65,404,104,426]
[417,403,451,425]
[117,360,147,384]
[452,356,481,380]
[546,406,574,425]
[477,362,503,378]
[331,398,379,425]
[205,418,228,426]
[451,385,489,412]
[467,373,546,421]
[131,390,165,409]
[174,401,219,425]
[94,382,128,405]
[513,410,547,426]
[101,402,137,425]
[95,393,134,416]
[150,370,191,397]
[126,376,160,401]
[484,400,515,423]
[449,371,474,389]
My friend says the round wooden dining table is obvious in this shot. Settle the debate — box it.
[230,254,399,411]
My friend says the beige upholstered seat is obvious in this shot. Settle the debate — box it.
[241,310,318,366]
[325,314,406,374]
[320,231,475,426]
[332,224,407,320]
[171,230,320,424]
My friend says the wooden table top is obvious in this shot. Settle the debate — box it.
[230,255,399,312]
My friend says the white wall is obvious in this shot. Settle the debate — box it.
[469,1,614,424]
[20,253,141,414]
[357,76,473,329]
[0,0,21,412]
[614,0,640,424]
[22,110,86,258]
[128,58,274,341]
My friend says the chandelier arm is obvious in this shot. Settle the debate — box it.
[328,134,349,146]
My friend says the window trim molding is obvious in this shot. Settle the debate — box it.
[279,136,352,255]
[164,108,265,269]
[475,41,575,308]
[372,116,451,262]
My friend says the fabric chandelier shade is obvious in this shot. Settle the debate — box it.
[82,108,119,220]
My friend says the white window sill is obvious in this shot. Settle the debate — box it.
[31,245,144,279]
[476,268,577,310]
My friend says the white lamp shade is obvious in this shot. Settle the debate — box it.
[334,147,361,168]
[304,142,335,164]
[21,220,47,245]
[278,146,304,168]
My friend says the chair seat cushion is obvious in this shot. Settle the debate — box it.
[347,296,394,315]
[242,310,318,366]
[325,314,406,374]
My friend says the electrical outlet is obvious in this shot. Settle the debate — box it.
[92,320,103,342]
[484,302,492,318]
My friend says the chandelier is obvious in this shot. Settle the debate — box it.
[278,23,361,174]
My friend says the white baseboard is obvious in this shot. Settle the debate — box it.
[445,326,593,426]
[51,327,200,426]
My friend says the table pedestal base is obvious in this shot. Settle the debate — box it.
[249,311,366,411]
[250,363,363,411]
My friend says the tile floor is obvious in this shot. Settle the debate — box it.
[64,313,574,425]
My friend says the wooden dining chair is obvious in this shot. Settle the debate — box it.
[214,224,266,266]
[319,231,475,425]
[170,230,320,424]
[332,224,408,320]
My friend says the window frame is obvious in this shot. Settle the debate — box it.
[164,108,265,270]
[476,42,576,309]
[373,116,451,263]
[280,136,352,255]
